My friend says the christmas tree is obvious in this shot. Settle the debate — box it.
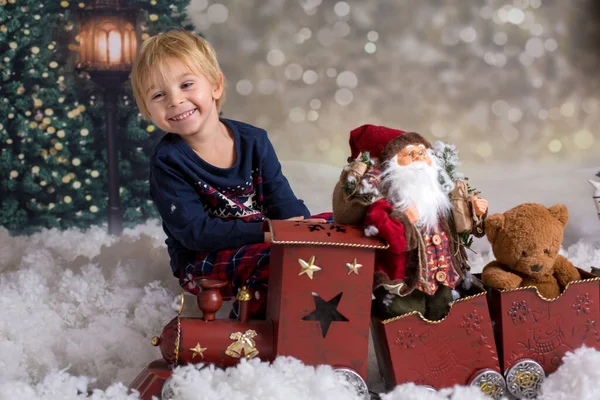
[0,0,106,234]
[0,0,193,234]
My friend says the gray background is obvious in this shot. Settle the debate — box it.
[185,0,600,169]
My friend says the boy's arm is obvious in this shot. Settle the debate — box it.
[151,157,266,252]
[260,134,311,219]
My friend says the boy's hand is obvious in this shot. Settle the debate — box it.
[286,216,327,224]
[305,218,327,223]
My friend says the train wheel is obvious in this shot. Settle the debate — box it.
[468,368,506,399]
[504,359,545,399]
[160,376,176,400]
[333,367,370,400]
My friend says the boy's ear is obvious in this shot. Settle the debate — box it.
[212,72,224,100]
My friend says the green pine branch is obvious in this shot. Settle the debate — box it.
[0,0,194,234]
[433,141,481,249]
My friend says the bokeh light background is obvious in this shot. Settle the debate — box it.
[187,0,600,168]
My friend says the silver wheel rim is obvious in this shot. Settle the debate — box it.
[334,367,370,400]
[468,369,507,399]
[504,359,545,399]
[161,376,176,400]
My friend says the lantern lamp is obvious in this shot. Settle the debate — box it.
[77,0,139,235]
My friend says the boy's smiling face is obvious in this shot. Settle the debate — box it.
[144,57,224,138]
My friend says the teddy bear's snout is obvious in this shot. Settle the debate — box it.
[530,264,543,272]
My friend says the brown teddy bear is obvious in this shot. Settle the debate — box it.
[481,203,581,299]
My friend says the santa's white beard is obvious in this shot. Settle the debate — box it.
[382,155,452,232]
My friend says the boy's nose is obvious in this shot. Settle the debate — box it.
[169,97,185,108]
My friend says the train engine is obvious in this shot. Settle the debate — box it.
[130,220,386,399]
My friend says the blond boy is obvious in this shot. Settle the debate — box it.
[131,30,326,318]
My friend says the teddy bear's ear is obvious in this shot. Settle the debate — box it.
[485,213,505,242]
[548,204,568,228]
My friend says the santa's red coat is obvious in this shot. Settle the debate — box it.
[363,198,409,281]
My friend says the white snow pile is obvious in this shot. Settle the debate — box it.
[0,161,599,399]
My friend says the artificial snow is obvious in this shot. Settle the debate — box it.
[0,161,599,399]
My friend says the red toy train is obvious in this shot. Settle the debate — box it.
[130,221,600,400]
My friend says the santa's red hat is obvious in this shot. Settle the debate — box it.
[349,124,406,161]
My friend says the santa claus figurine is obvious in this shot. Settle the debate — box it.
[332,125,488,321]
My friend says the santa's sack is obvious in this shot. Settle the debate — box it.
[449,179,479,233]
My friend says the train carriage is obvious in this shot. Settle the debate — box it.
[371,291,506,398]
[487,269,600,398]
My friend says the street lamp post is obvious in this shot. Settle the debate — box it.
[77,0,138,235]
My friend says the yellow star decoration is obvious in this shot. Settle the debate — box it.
[298,256,322,280]
[345,259,362,275]
[190,343,207,359]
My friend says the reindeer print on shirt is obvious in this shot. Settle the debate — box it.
[195,173,264,222]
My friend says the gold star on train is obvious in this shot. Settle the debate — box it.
[190,343,207,359]
[298,256,322,280]
[345,258,362,275]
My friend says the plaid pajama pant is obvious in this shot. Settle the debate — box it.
[178,213,333,320]
[179,243,272,319]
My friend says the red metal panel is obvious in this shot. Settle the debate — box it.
[266,220,387,249]
[372,293,501,390]
[492,270,600,374]
[268,244,375,379]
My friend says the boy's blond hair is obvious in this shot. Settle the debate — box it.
[131,29,226,119]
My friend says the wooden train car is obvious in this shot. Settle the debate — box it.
[371,291,506,398]
[488,269,600,398]
[371,270,600,399]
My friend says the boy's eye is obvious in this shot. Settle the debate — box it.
[181,82,193,89]
[151,92,164,100]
